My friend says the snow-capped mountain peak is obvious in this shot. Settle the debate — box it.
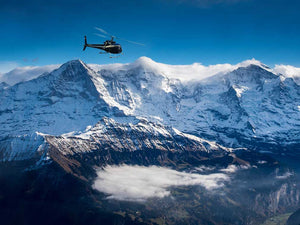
[132,56,157,68]
[50,59,94,81]
[236,58,271,70]
[224,64,279,86]
[0,59,113,138]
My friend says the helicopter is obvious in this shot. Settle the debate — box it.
[83,27,144,57]
[83,35,122,54]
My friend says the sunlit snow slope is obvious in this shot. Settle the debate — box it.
[0,57,299,161]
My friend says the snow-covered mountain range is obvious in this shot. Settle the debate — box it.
[1,57,300,225]
[0,57,299,162]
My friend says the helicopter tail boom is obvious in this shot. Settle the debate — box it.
[83,36,87,51]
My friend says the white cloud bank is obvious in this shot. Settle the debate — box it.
[274,64,300,85]
[274,65,300,78]
[2,57,300,86]
[90,57,265,82]
[0,64,60,85]
[93,165,229,201]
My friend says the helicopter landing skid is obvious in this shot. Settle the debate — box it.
[109,53,123,58]
[109,55,120,58]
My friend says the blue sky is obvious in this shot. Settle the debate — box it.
[1,0,300,72]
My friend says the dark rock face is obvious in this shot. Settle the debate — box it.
[1,143,299,225]
[288,208,300,225]
[0,82,9,90]
[0,162,146,225]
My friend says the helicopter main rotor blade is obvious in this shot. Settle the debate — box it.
[94,27,116,39]
[94,27,110,35]
[118,37,145,46]
[94,33,109,39]
[94,26,145,46]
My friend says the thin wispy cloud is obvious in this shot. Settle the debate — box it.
[93,165,229,201]
[276,171,293,180]
[220,164,251,173]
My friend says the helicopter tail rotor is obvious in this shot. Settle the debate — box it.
[83,36,87,51]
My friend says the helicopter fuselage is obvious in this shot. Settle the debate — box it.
[85,43,122,54]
